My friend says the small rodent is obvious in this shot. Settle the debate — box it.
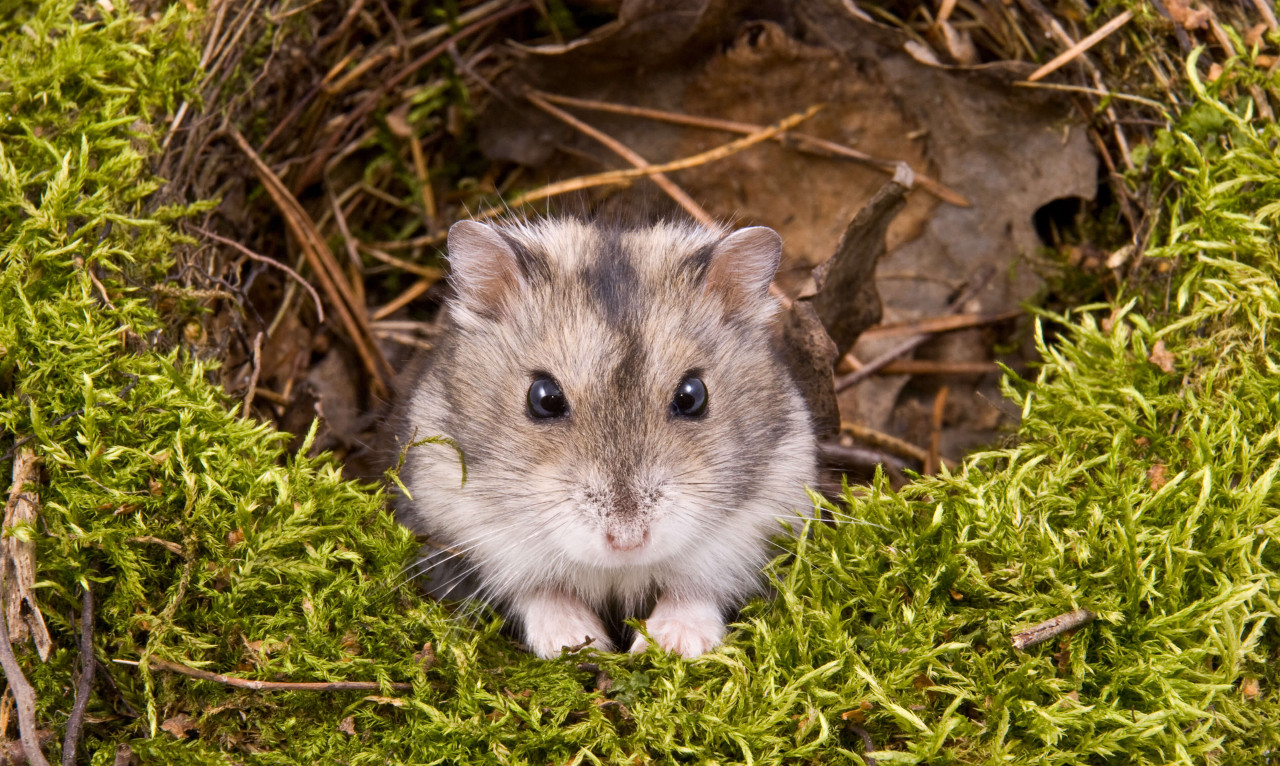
[395,216,816,658]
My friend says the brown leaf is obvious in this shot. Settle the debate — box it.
[1148,339,1176,374]
[1148,462,1169,491]
[414,642,436,671]
[1241,677,1261,700]
[160,713,196,738]
[338,716,358,736]
[364,695,406,707]
[1164,0,1211,29]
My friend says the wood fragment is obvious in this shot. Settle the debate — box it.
[117,657,413,693]
[0,567,50,766]
[242,332,263,417]
[526,92,715,228]
[840,422,928,465]
[1252,0,1279,32]
[926,386,949,475]
[879,359,1005,376]
[818,442,908,485]
[532,90,969,207]
[3,449,50,660]
[856,310,1021,342]
[125,536,185,556]
[1027,9,1134,82]
[228,126,392,397]
[1011,609,1095,650]
[60,583,95,766]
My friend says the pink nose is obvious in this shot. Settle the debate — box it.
[606,530,648,552]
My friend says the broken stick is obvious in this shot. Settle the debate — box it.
[1011,608,1095,650]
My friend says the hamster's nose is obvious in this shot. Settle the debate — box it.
[605,529,649,552]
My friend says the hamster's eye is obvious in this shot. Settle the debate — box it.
[528,376,568,419]
[672,375,708,418]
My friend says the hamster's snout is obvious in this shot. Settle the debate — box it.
[605,527,650,552]
[574,478,664,557]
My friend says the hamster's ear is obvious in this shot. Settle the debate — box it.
[447,220,521,314]
[704,226,782,311]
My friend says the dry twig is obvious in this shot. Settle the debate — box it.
[61,583,95,766]
[117,657,413,693]
[0,566,49,766]
[841,422,929,465]
[3,449,50,660]
[834,266,996,392]
[496,106,822,212]
[192,226,325,324]
[532,90,969,207]
[1026,9,1134,82]
[926,386,949,475]
[1011,609,1095,650]
[525,92,715,227]
[228,125,393,397]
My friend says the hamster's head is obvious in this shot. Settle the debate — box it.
[401,217,815,591]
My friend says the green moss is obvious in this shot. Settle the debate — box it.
[2,1,1278,762]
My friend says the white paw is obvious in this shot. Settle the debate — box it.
[519,591,612,659]
[630,598,725,658]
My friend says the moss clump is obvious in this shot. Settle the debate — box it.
[2,1,1278,763]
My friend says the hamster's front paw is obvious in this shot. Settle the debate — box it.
[630,597,725,658]
[518,590,612,659]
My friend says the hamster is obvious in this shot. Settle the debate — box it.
[394,216,816,658]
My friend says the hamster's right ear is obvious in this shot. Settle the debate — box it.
[446,220,522,315]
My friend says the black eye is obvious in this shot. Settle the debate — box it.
[528,376,568,419]
[672,375,707,418]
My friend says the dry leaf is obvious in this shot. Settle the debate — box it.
[1245,22,1268,48]
[1149,462,1169,491]
[1148,340,1176,374]
[160,713,196,738]
[338,716,357,736]
[1164,0,1211,29]
[414,642,436,670]
[364,695,406,706]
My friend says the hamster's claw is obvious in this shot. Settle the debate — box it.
[630,598,726,658]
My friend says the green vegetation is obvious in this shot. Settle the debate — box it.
[1,2,1277,764]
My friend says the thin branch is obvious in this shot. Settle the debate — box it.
[192,226,325,324]
[242,332,264,417]
[926,386,949,475]
[0,569,51,766]
[494,106,821,213]
[117,657,413,693]
[525,92,716,227]
[834,266,996,392]
[840,422,928,465]
[855,310,1022,342]
[228,125,392,397]
[61,583,95,766]
[531,90,969,207]
[1011,609,1095,650]
[1026,9,1134,82]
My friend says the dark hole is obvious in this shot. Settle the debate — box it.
[1033,196,1085,247]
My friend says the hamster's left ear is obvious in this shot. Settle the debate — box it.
[446,220,522,316]
[703,226,782,312]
